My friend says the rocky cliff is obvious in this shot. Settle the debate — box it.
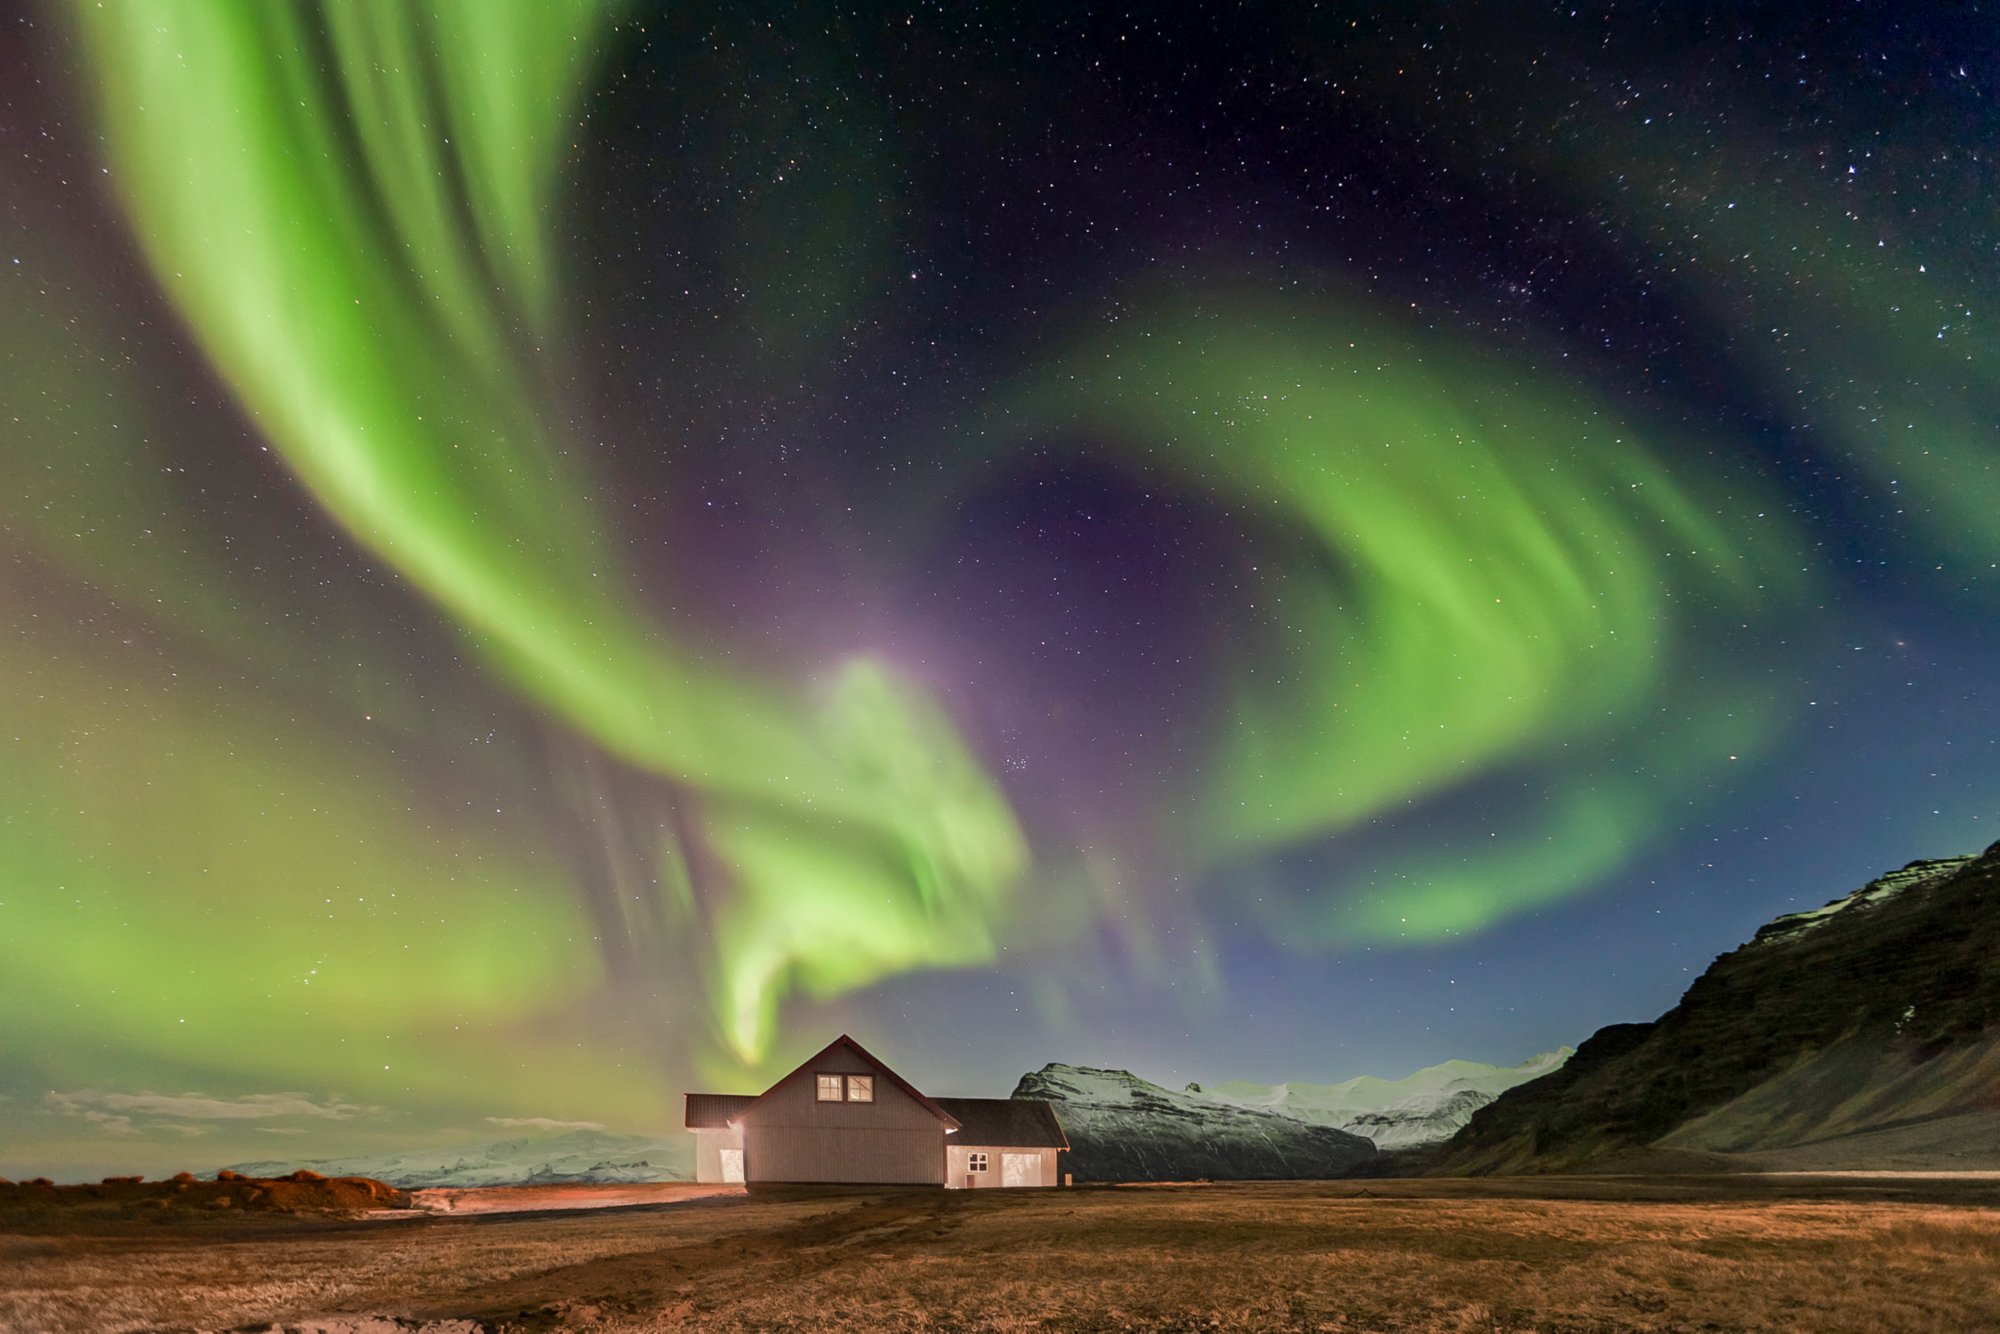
[1431,844,2000,1174]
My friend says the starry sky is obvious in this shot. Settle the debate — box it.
[3,1,1995,1178]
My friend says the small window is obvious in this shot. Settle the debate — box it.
[816,1073,843,1102]
[846,1074,874,1103]
[968,1152,989,1172]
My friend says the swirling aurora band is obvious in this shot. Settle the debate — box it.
[71,2,1028,1065]
[57,0,1785,1061]
[2,1,1987,1166]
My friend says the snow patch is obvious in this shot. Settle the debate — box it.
[1756,857,1973,944]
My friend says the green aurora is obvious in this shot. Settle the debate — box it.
[2,2,1991,1172]
[68,2,1027,1070]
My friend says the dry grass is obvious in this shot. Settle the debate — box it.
[4,1179,1999,1332]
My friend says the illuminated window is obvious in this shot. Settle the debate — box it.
[816,1074,843,1102]
[968,1152,989,1172]
[846,1074,874,1103]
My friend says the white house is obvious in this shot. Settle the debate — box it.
[684,1034,1068,1189]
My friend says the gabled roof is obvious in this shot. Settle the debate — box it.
[741,1034,962,1131]
[933,1097,1069,1149]
[683,1093,756,1129]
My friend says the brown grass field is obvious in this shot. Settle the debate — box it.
[4,1176,1999,1332]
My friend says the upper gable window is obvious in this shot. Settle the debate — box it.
[815,1072,875,1103]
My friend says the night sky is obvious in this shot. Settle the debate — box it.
[3,2,1995,1178]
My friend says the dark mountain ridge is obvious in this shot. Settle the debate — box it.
[1432,844,2000,1174]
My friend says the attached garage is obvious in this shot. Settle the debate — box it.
[684,1094,751,1183]
[936,1097,1069,1189]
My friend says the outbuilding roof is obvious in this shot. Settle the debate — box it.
[933,1097,1069,1149]
[683,1093,756,1129]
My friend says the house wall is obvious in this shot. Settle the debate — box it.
[946,1144,1061,1189]
[691,1125,743,1183]
[740,1044,945,1184]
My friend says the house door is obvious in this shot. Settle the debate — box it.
[719,1148,744,1183]
[1001,1152,1035,1187]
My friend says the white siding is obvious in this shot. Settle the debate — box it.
[947,1144,1059,1188]
[692,1125,744,1184]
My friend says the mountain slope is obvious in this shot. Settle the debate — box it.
[1013,1065,1377,1181]
[224,1128,693,1188]
[1190,1049,1571,1149]
[1431,845,2000,1174]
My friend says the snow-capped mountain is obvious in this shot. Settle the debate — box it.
[1188,1049,1572,1149]
[1013,1064,1378,1182]
[223,1128,692,1188]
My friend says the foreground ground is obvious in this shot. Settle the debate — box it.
[4,1176,1999,1332]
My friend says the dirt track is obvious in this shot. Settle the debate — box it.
[6,1177,2000,1332]
[418,1189,977,1330]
